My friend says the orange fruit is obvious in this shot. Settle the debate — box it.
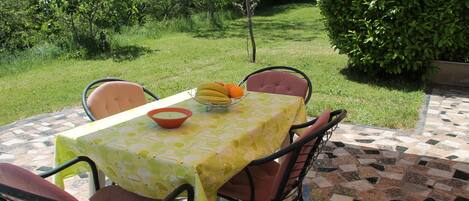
[229,86,244,99]
[224,83,236,91]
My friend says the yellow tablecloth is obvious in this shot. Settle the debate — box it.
[55,91,306,201]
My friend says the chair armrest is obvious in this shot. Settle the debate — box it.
[289,118,319,143]
[163,184,194,201]
[38,156,100,191]
[249,140,304,166]
[250,109,347,166]
[290,118,317,130]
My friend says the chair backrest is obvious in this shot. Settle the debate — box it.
[270,110,345,200]
[0,163,77,201]
[239,66,312,104]
[82,78,159,121]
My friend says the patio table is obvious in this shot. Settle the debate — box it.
[54,90,307,201]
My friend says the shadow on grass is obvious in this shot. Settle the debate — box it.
[340,67,425,92]
[86,45,156,62]
[256,2,316,17]
[192,18,323,42]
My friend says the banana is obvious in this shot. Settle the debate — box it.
[196,89,229,98]
[197,83,229,96]
[196,95,231,105]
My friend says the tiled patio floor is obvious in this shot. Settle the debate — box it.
[0,85,468,201]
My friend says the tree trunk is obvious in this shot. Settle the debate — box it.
[245,0,256,63]
[70,13,78,44]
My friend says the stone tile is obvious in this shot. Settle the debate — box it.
[403,171,427,185]
[63,122,76,128]
[453,170,469,181]
[381,151,399,158]
[427,161,452,171]
[437,140,461,150]
[365,177,379,184]
[363,149,380,155]
[452,150,469,159]
[395,146,408,153]
[358,159,377,165]
[0,154,15,160]
[2,139,27,146]
[357,189,388,201]
[453,163,469,173]
[333,148,351,156]
[13,129,25,134]
[341,171,360,182]
[330,194,354,201]
[428,189,456,201]
[331,185,358,198]
[369,163,385,171]
[434,183,452,191]
[427,168,453,179]
[358,166,379,178]
[339,164,358,172]
[425,178,436,186]
[401,183,431,197]
[395,136,418,143]
[342,180,374,192]
[312,176,333,188]
[426,139,440,145]
[398,159,414,166]
[377,171,403,180]
[415,142,432,151]
[384,187,403,199]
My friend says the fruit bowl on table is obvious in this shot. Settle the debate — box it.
[189,82,248,111]
[189,91,248,111]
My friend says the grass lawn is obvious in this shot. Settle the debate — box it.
[0,4,425,128]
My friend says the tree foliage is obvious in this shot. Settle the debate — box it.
[0,0,41,53]
[0,0,308,56]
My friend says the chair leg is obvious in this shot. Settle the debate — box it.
[297,184,304,201]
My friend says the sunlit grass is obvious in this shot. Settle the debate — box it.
[0,4,424,128]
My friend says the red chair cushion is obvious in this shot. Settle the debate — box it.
[218,162,279,201]
[90,185,157,201]
[219,111,331,200]
[0,163,78,201]
[246,71,308,100]
[270,111,331,198]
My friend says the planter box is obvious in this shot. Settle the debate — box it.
[432,60,469,87]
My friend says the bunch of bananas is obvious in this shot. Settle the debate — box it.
[195,82,232,105]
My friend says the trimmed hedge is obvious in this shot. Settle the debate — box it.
[319,0,469,79]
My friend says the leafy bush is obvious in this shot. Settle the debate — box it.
[319,0,469,79]
[0,0,41,54]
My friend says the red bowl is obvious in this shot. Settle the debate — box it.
[147,107,192,129]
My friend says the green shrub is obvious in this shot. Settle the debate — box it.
[319,0,469,79]
[0,0,41,53]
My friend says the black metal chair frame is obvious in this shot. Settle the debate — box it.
[82,78,160,121]
[218,109,347,201]
[0,156,194,201]
[238,66,313,104]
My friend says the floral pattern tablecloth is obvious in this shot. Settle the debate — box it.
[55,92,306,201]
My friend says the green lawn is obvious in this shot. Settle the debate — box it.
[0,4,424,128]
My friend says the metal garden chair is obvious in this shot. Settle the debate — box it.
[82,78,159,121]
[0,156,194,201]
[218,109,347,201]
[239,66,313,104]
